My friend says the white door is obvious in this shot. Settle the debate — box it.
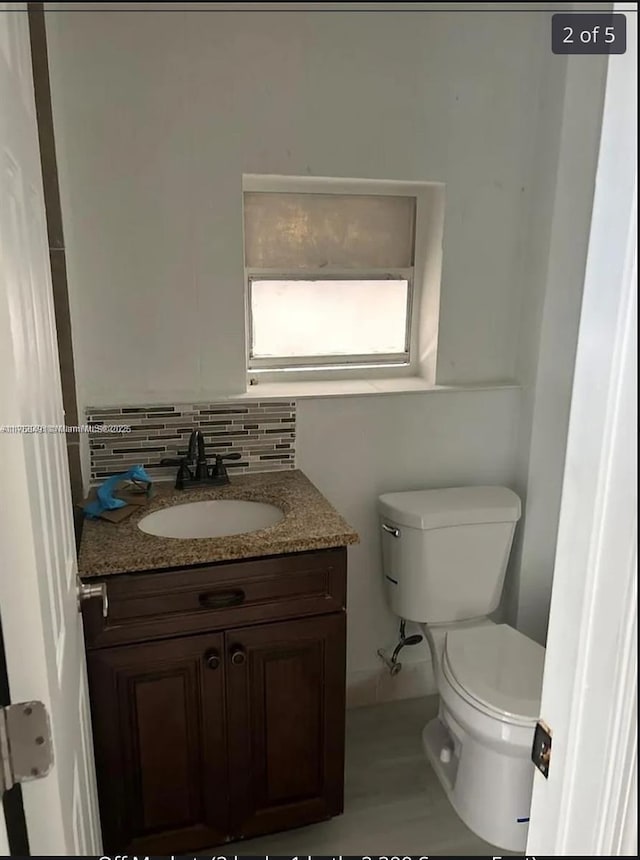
[0,812,9,855]
[0,3,101,854]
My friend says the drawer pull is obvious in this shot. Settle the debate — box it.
[204,649,221,671]
[198,589,245,609]
[230,646,246,666]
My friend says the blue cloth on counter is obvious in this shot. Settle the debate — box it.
[84,465,153,519]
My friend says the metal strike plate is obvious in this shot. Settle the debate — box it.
[0,701,54,795]
[531,719,552,778]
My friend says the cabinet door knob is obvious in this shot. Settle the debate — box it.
[204,649,221,670]
[230,646,246,665]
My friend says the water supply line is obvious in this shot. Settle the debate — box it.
[377,619,423,675]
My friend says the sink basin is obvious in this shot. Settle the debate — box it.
[137,499,285,539]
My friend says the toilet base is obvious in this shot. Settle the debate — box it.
[422,715,531,853]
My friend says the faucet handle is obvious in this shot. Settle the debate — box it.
[160,457,193,489]
[211,451,241,482]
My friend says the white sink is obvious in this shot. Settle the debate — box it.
[137,499,285,539]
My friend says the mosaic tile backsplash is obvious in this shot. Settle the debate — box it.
[87,400,296,483]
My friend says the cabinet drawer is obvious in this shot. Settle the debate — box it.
[82,547,346,648]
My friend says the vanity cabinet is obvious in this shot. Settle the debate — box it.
[82,547,347,853]
[87,631,229,852]
[225,613,345,840]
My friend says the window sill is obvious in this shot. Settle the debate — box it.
[229,378,520,401]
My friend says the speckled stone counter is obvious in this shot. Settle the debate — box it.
[78,469,359,578]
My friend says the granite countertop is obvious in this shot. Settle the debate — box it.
[78,469,359,578]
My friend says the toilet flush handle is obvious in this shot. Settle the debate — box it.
[381,523,400,538]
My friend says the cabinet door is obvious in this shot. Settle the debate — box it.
[226,613,346,841]
[87,632,228,853]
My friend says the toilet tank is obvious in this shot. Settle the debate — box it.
[378,486,521,624]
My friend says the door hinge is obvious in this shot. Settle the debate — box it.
[532,719,552,778]
[0,701,54,795]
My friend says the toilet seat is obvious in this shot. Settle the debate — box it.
[443,623,545,725]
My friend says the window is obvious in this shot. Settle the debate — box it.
[243,186,417,375]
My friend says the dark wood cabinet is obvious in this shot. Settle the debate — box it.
[83,547,347,853]
[87,632,228,852]
[226,614,346,841]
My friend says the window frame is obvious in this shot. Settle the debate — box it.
[246,268,414,372]
[242,174,445,386]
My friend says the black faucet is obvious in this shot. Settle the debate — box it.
[188,430,209,480]
[161,430,241,490]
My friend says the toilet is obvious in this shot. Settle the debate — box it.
[378,486,545,853]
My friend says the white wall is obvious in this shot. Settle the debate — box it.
[46,6,548,406]
[45,5,603,699]
[507,50,608,643]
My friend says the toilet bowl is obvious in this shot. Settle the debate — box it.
[422,621,544,851]
[377,486,545,853]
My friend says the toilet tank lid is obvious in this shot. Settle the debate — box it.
[378,486,521,530]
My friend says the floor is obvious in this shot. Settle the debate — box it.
[224,695,503,855]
